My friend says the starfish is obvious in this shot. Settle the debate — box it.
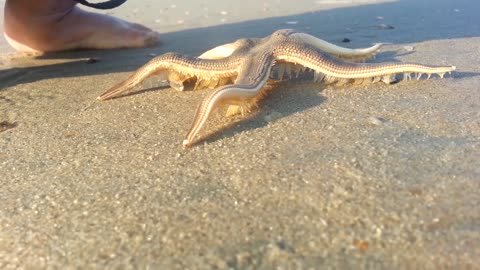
[98,29,456,147]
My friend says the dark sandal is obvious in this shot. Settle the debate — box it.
[74,0,127,10]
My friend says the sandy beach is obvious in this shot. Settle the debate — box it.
[1,0,479,269]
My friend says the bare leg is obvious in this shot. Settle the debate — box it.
[3,0,160,52]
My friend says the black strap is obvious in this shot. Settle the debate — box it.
[74,0,127,10]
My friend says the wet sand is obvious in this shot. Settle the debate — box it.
[0,0,479,269]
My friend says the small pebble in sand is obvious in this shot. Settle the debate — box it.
[85,58,99,64]
[353,239,369,252]
[220,11,228,15]
[367,117,384,126]
[403,45,415,52]
[377,24,395,30]
[177,19,185,24]
[0,121,17,132]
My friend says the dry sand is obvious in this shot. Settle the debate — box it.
[0,0,479,269]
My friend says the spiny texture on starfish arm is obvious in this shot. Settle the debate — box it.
[98,29,456,147]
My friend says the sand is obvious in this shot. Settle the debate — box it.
[0,0,479,269]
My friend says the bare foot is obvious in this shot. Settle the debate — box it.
[3,0,160,52]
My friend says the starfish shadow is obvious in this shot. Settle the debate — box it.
[191,80,327,146]
[450,71,479,79]
[105,85,169,100]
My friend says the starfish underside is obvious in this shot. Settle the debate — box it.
[98,29,456,147]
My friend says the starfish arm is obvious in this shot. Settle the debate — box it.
[198,42,239,60]
[197,40,246,60]
[183,54,274,147]
[290,32,383,62]
[198,38,259,60]
[274,42,456,80]
[97,52,241,100]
